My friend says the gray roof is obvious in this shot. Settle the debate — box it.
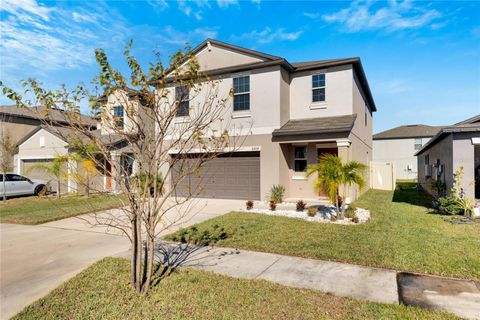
[373,124,442,140]
[16,125,126,148]
[0,105,96,128]
[455,114,480,125]
[272,114,356,137]
[415,123,480,155]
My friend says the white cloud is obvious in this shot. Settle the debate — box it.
[217,0,238,8]
[155,26,219,47]
[303,12,320,19]
[322,0,442,32]
[381,79,409,94]
[232,27,303,45]
[0,0,131,75]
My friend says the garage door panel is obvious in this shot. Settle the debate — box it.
[171,153,260,200]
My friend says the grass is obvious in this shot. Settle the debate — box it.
[13,257,459,320]
[0,194,126,225]
[166,188,480,280]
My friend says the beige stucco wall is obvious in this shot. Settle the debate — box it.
[417,134,453,195]
[194,43,267,72]
[163,65,284,137]
[289,65,354,120]
[452,133,478,199]
[374,137,431,180]
[16,128,69,183]
[102,90,142,135]
[417,132,478,199]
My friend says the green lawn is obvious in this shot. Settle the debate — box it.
[0,194,126,225]
[166,188,480,280]
[13,257,458,320]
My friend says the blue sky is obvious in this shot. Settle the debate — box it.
[1,0,479,133]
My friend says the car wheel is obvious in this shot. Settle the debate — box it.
[35,185,47,196]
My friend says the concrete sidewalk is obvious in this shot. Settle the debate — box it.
[153,242,480,319]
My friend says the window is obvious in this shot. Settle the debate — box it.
[121,154,135,176]
[414,138,422,150]
[424,154,429,165]
[312,74,325,103]
[113,106,124,129]
[6,174,28,181]
[233,75,250,111]
[294,146,308,172]
[175,85,189,117]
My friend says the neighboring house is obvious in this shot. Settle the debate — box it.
[373,125,442,180]
[0,105,96,173]
[15,125,132,194]
[157,39,376,201]
[416,115,480,199]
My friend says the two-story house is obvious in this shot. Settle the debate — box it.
[159,39,376,201]
[373,124,442,180]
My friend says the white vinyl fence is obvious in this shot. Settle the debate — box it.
[370,162,395,191]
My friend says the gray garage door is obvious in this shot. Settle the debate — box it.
[22,159,68,194]
[171,152,260,200]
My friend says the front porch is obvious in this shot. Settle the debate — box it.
[272,114,364,202]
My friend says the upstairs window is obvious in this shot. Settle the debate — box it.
[312,74,325,103]
[233,75,250,111]
[175,85,189,117]
[415,138,422,150]
[294,146,308,172]
[113,106,124,129]
[424,154,429,165]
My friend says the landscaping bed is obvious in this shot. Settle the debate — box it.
[166,188,480,280]
[12,257,459,320]
[0,194,126,225]
[242,205,370,224]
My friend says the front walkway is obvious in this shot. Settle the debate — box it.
[153,242,480,320]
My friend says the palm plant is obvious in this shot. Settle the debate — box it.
[306,154,366,218]
[26,155,69,198]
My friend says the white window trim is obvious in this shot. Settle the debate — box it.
[233,75,250,112]
[311,72,326,105]
[231,111,251,119]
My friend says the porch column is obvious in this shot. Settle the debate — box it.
[336,139,354,201]
[67,158,78,193]
[110,152,122,194]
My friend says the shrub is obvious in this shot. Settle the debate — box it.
[296,200,307,212]
[246,200,254,210]
[344,204,357,219]
[269,200,277,211]
[352,216,360,223]
[438,196,463,215]
[307,207,317,217]
[171,225,229,246]
[268,185,285,203]
[131,172,163,196]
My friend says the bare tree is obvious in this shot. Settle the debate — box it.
[0,122,16,201]
[1,41,246,294]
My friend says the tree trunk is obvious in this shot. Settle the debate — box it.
[134,213,142,292]
[56,179,61,198]
[142,233,155,295]
[130,216,138,290]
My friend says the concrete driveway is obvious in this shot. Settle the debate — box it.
[0,198,242,319]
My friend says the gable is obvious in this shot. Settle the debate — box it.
[17,128,67,151]
[194,43,268,72]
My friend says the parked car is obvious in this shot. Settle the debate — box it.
[0,173,48,197]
